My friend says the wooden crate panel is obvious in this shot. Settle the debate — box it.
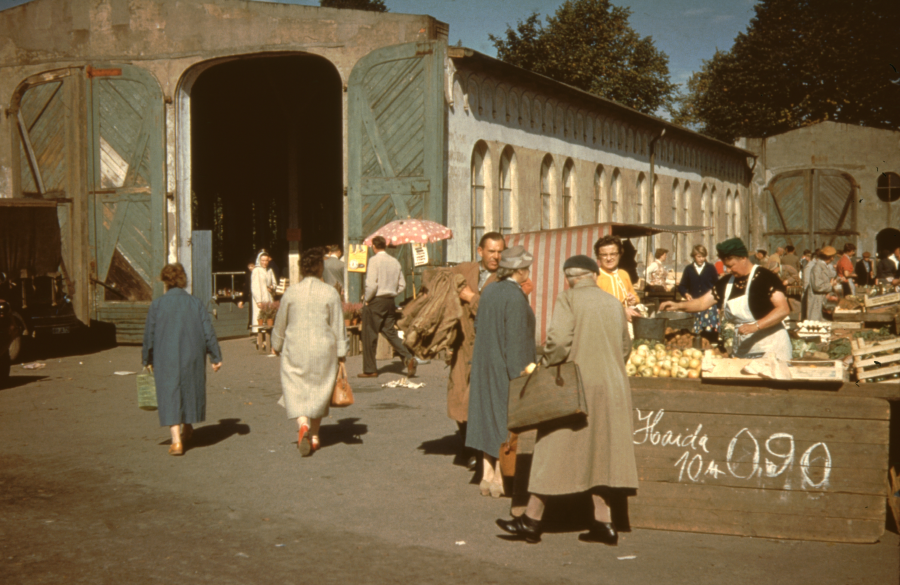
[630,388,890,542]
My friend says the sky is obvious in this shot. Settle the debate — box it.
[0,0,759,87]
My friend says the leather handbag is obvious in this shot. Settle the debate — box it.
[499,432,518,477]
[331,362,354,407]
[137,366,158,411]
[507,362,587,433]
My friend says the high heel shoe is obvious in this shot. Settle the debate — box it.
[168,442,183,456]
[496,515,542,543]
[489,481,504,499]
[311,436,321,452]
[578,520,618,545]
[479,479,491,496]
[298,424,312,457]
[181,424,193,443]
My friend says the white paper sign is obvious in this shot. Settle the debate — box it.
[412,243,429,267]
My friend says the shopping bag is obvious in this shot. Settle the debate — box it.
[137,366,158,411]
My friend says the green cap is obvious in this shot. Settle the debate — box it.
[716,237,749,258]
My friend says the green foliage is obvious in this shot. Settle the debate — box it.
[489,0,676,115]
[319,0,387,12]
[673,0,900,142]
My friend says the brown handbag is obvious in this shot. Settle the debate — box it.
[499,432,518,477]
[331,362,354,407]
[507,362,587,433]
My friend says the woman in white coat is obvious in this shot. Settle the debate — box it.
[251,250,276,333]
[272,247,347,456]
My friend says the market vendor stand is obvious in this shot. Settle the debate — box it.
[626,373,898,543]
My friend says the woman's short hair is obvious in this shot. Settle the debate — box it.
[371,236,387,250]
[654,248,669,260]
[160,263,188,289]
[495,266,516,280]
[842,242,856,253]
[691,245,708,258]
[301,247,326,277]
[326,244,343,255]
[593,235,623,257]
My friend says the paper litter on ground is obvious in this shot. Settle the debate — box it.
[22,362,46,370]
[381,377,425,389]
[114,371,136,376]
[617,555,637,560]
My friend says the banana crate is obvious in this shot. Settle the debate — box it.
[851,337,900,384]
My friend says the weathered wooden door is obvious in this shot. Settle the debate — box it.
[347,41,446,300]
[87,65,166,342]
[14,69,89,324]
[766,169,857,252]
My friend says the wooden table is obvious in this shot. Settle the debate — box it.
[625,376,897,543]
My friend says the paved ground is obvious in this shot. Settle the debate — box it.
[1,337,898,584]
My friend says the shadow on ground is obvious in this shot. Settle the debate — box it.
[159,418,250,450]
[319,417,367,447]
[1,375,49,390]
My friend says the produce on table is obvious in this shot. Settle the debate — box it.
[627,344,704,378]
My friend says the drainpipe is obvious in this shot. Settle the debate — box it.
[648,128,666,263]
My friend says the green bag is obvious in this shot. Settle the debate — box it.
[137,366,158,411]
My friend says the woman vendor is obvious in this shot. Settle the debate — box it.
[660,237,792,360]
[594,235,641,321]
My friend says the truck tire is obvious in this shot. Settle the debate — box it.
[8,312,26,363]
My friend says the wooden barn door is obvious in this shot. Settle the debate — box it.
[766,170,857,252]
[13,69,90,324]
[347,41,447,300]
[87,65,166,341]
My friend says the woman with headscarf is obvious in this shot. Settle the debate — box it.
[272,247,347,456]
[467,245,536,499]
[251,249,276,333]
[142,263,223,456]
[661,238,792,360]
[496,255,637,545]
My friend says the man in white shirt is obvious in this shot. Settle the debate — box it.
[359,236,416,378]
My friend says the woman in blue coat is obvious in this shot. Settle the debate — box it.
[142,263,223,456]
[677,245,720,340]
[467,246,536,498]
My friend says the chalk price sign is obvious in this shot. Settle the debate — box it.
[633,409,833,490]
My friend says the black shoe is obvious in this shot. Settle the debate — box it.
[406,358,417,378]
[496,515,542,543]
[578,520,618,545]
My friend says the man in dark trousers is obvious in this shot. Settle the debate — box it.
[358,236,416,378]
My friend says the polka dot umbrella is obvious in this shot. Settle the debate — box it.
[363,218,453,246]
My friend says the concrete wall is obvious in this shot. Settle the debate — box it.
[739,122,900,256]
[446,59,750,271]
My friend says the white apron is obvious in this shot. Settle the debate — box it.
[723,265,792,360]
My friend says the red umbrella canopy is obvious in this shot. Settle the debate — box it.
[363,218,453,246]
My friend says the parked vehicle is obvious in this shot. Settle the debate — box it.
[1,271,81,362]
[0,295,13,386]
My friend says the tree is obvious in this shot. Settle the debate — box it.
[489,0,677,115]
[319,0,387,12]
[673,0,900,142]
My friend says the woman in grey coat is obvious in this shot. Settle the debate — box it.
[467,245,536,498]
[272,248,348,456]
[142,263,223,456]
[497,255,638,544]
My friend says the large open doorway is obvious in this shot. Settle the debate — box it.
[188,54,343,276]
[876,228,900,259]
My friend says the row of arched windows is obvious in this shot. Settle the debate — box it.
[471,142,743,259]
[458,74,745,183]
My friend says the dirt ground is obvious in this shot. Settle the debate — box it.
[1,337,897,584]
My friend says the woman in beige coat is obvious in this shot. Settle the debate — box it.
[497,255,638,544]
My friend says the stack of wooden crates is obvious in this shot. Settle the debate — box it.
[852,337,900,384]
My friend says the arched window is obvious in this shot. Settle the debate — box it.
[594,165,606,222]
[711,187,719,244]
[734,190,742,238]
[877,172,900,202]
[499,146,517,235]
[637,173,649,223]
[610,169,620,222]
[562,159,575,227]
[700,185,710,250]
[672,180,681,226]
[471,142,490,257]
[683,181,692,261]
[540,155,556,230]
[725,190,734,238]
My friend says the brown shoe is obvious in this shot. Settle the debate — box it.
[168,443,184,456]
[181,424,193,443]
[357,372,378,378]
[406,358,417,378]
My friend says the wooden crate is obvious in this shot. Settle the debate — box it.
[703,358,847,382]
[864,292,900,308]
[629,388,890,543]
[852,338,900,384]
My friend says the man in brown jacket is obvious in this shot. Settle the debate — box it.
[448,232,505,468]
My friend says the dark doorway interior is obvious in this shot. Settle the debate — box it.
[191,54,342,274]
[876,228,900,259]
